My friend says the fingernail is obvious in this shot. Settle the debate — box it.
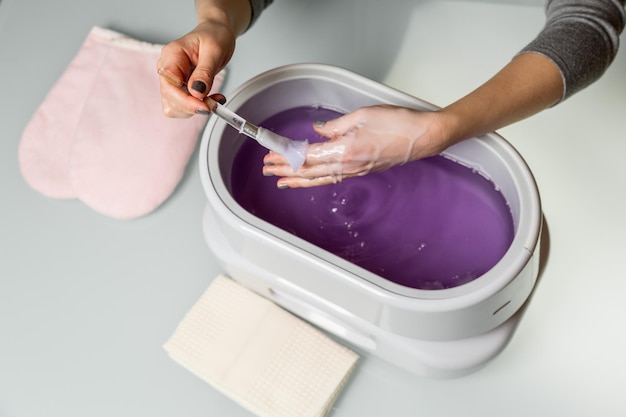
[263,170,274,177]
[264,161,274,166]
[196,109,210,115]
[313,120,327,128]
[277,183,289,190]
[217,96,227,105]
[191,80,207,93]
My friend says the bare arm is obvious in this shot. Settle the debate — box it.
[436,52,563,148]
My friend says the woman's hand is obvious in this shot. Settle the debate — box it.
[157,0,254,117]
[262,105,449,188]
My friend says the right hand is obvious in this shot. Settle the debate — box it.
[157,20,236,118]
[262,105,450,188]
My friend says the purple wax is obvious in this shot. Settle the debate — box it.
[230,106,514,290]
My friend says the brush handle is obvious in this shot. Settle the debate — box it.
[213,103,254,135]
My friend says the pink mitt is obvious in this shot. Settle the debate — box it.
[18,27,224,219]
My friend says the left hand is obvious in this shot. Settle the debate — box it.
[262,105,448,188]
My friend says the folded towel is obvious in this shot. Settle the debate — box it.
[164,275,359,417]
[18,26,223,219]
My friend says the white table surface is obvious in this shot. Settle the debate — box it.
[1,1,625,416]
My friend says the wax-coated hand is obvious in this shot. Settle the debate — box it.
[262,105,448,188]
[157,20,236,118]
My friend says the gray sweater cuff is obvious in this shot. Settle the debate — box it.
[519,0,625,102]
[248,0,273,29]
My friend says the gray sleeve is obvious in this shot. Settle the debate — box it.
[519,0,625,101]
[248,0,273,29]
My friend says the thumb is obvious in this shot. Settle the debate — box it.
[187,56,222,100]
[312,111,364,139]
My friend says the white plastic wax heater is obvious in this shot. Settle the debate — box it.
[198,64,542,378]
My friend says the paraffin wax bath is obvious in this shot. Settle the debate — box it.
[231,106,514,290]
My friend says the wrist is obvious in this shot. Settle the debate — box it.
[435,107,467,148]
[195,0,251,36]
[411,109,465,160]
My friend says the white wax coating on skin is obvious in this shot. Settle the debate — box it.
[257,127,308,171]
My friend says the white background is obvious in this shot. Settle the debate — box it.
[1,1,625,416]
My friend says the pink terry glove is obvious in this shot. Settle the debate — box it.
[19,27,224,219]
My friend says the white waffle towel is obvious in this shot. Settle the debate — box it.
[164,275,359,417]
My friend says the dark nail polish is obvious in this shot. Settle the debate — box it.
[313,120,326,128]
[277,183,289,190]
[191,80,207,93]
[196,109,210,115]
[217,97,227,105]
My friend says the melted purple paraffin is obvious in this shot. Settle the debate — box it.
[230,106,514,290]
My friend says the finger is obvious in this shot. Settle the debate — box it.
[262,138,346,168]
[197,94,228,116]
[276,174,349,189]
[157,66,184,88]
[161,92,209,118]
[186,50,223,101]
[263,151,288,167]
[158,70,211,118]
[312,110,366,138]
[264,158,345,180]
[157,44,193,88]
[203,93,227,112]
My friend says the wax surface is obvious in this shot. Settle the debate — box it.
[231,106,514,290]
